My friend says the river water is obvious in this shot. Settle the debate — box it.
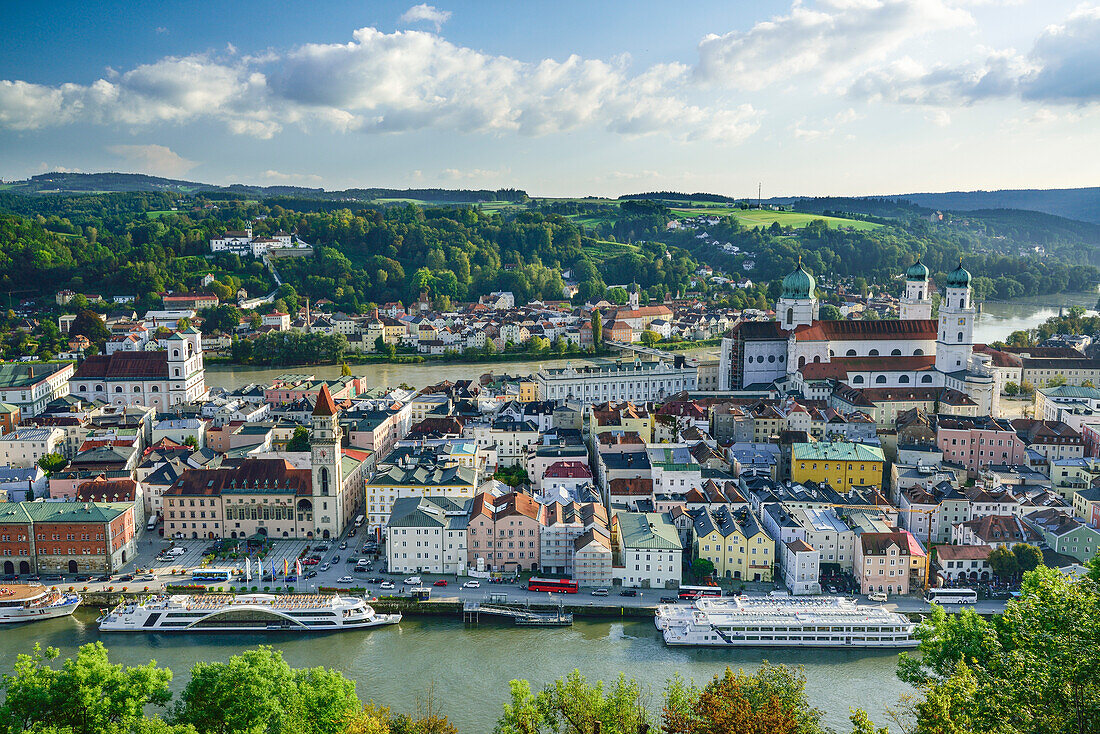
[6,610,911,732]
[205,293,1096,393]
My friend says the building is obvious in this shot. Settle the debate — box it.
[367,464,478,530]
[790,442,885,490]
[934,544,993,583]
[0,362,74,417]
[0,427,64,469]
[854,530,926,596]
[719,258,994,414]
[70,327,206,409]
[612,511,683,588]
[537,359,698,403]
[540,501,611,584]
[693,505,774,582]
[0,501,137,575]
[386,496,469,574]
[783,539,821,596]
[466,491,544,572]
[163,385,366,540]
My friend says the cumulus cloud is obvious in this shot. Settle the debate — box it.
[696,0,973,90]
[259,169,324,184]
[399,4,452,31]
[847,4,1100,106]
[0,26,760,143]
[107,144,197,177]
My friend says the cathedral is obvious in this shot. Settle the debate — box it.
[718,257,995,414]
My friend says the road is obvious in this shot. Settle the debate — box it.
[16,527,1008,616]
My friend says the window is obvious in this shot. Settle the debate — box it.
[891,349,902,356]
[875,376,887,384]
[852,375,864,384]
[899,375,910,384]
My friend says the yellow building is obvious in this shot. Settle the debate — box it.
[791,441,885,489]
[588,402,654,443]
[692,505,774,582]
[518,380,538,403]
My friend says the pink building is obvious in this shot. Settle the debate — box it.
[467,491,544,572]
[855,530,927,596]
[936,416,1027,475]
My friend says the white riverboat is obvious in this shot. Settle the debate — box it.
[0,583,81,624]
[655,596,917,648]
[98,593,401,632]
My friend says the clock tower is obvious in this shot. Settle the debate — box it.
[310,383,342,539]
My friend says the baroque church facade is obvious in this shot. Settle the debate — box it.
[719,257,995,414]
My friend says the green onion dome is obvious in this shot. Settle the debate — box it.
[946,258,972,288]
[905,258,929,281]
[781,256,817,299]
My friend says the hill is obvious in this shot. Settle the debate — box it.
[894,186,1100,224]
[0,172,528,203]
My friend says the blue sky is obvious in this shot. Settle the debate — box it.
[1,0,1098,197]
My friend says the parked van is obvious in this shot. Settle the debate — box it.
[868,592,888,603]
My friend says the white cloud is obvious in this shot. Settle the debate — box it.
[440,167,509,180]
[695,0,973,90]
[0,27,759,144]
[107,144,197,177]
[259,169,324,184]
[399,4,452,31]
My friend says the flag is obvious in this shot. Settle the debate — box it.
[284,558,289,577]
[245,558,251,582]
[295,559,302,577]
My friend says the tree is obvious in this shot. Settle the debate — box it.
[818,304,842,321]
[70,309,110,345]
[0,642,173,734]
[987,546,1019,579]
[607,287,629,305]
[662,664,828,734]
[1004,381,1020,396]
[286,426,311,452]
[37,452,67,476]
[495,670,651,734]
[375,335,387,354]
[691,558,715,580]
[1012,543,1042,574]
[172,646,359,734]
[897,566,1100,734]
[640,330,661,347]
[591,310,603,352]
[341,362,352,376]
[182,436,198,449]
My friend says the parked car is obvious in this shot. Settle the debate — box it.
[462,580,480,589]
[75,575,92,582]
[284,575,297,583]
[618,589,637,597]
[136,574,154,582]
[117,574,134,582]
[659,596,677,603]
[96,575,111,583]
[0,574,16,582]
[43,575,63,582]
[404,576,422,585]
[337,575,353,584]
[379,581,395,590]
[339,541,348,550]
[368,577,383,584]
[331,554,340,563]
[433,579,448,587]
[591,588,608,596]
[320,563,330,572]
[305,570,317,579]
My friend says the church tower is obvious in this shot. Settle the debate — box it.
[900,257,932,320]
[936,259,975,373]
[310,383,343,539]
[776,257,819,330]
[628,282,640,309]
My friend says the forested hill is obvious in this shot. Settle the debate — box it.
[895,186,1100,224]
[2,172,528,203]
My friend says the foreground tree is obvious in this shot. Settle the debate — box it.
[898,566,1100,734]
[495,671,651,734]
[0,642,174,734]
[172,647,359,734]
[286,426,311,452]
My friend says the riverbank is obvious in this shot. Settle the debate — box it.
[206,348,605,369]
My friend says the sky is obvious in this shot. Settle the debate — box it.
[1,0,1099,197]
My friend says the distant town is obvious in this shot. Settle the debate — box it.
[1,250,1098,609]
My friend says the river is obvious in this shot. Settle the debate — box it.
[204,293,1096,392]
[6,610,912,732]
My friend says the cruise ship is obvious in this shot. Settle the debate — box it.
[655,596,918,648]
[98,593,401,632]
[0,583,81,624]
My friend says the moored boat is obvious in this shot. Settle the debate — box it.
[655,596,917,648]
[97,592,401,632]
[0,583,81,624]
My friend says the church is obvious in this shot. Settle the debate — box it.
[162,384,367,540]
[719,257,995,414]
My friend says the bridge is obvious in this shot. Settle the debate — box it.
[462,601,572,626]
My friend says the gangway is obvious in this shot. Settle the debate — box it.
[463,600,572,627]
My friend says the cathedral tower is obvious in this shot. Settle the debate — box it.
[776,257,819,330]
[900,257,932,320]
[936,259,974,373]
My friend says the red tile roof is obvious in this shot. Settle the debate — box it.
[313,384,338,416]
[793,319,937,342]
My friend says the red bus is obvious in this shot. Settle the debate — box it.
[678,585,722,600]
[527,577,579,594]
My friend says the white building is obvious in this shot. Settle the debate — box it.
[613,511,683,589]
[537,359,698,404]
[783,539,821,595]
[0,427,64,469]
[70,327,206,409]
[385,496,469,575]
[0,362,74,417]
